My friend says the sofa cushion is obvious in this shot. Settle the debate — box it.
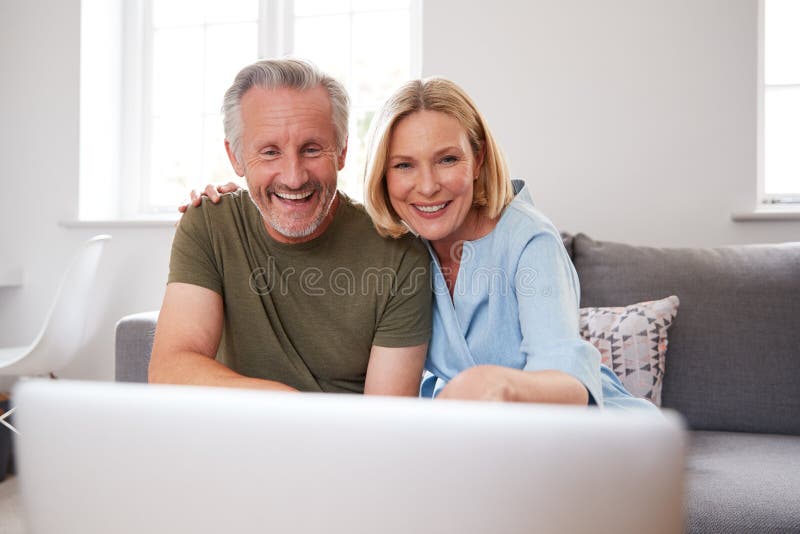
[579,296,679,406]
[571,234,800,435]
[686,431,800,533]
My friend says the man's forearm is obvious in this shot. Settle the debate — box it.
[148,350,298,392]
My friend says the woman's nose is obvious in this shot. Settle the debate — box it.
[416,166,440,196]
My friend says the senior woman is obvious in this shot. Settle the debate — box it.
[362,77,653,409]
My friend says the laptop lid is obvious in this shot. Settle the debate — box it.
[13,378,685,534]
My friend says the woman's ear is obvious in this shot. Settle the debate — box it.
[474,144,486,180]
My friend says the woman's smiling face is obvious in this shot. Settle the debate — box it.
[385,110,484,245]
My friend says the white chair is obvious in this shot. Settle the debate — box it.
[0,235,111,377]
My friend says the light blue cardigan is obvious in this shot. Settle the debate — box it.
[420,180,655,410]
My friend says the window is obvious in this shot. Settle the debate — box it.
[761,0,800,205]
[80,0,419,220]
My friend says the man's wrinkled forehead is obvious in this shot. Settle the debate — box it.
[240,85,332,120]
[239,85,338,144]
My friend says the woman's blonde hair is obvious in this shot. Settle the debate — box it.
[364,77,513,239]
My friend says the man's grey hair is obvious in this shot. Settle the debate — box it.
[222,58,350,162]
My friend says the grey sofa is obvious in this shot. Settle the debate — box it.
[116,233,800,533]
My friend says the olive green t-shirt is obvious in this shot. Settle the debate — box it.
[168,190,432,393]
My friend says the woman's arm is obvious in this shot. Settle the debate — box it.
[437,365,588,404]
[515,232,602,404]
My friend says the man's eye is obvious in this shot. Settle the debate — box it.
[303,147,321,156]
[261,149,279,157]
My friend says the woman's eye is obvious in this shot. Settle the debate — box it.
[440,155,458,164]
[392,162,411,170]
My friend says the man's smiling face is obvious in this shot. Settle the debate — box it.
[226,85,347,243]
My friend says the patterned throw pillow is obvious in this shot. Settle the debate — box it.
[579,296,680,406]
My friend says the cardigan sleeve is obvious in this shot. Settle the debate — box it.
[515,232,603,406]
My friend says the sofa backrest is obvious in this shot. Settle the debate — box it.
[569,233,800,435]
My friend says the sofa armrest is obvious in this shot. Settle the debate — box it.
[115,311,159,383]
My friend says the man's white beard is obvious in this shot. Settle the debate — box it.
[250,182,338,240]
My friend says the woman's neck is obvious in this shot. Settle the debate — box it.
[430,207,500,297]
[431,208,495,261]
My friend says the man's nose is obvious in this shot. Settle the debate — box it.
[279,154,309,189]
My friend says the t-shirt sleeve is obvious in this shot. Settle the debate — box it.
[372,241,432,348]
[515,232,603,406]
[167,202,223,296]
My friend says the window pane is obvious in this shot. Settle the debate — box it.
[152,0,204,28]
[151,27,205,116]
[294,15,352,87]
[294,0,351,17]
[202,113,235,185]
[149,115,204,208]
[153,0,258,28]
[204,22,258,113]
[765,87,800,195]
[351,0,409,12]
[204,0,258,24]
[351,10,410,105]
[765,0,800,85]
[337,108,376,200]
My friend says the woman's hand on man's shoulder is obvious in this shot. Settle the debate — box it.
[178,181,242,213]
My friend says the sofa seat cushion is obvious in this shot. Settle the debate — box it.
[686,431,800,533]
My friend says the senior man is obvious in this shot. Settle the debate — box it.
[149,59,431,395]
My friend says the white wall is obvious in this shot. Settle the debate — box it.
[0,0,796,384]
[423,0,800,246]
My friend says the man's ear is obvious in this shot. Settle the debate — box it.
[337,137,348,171]
[225,140,246,177]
